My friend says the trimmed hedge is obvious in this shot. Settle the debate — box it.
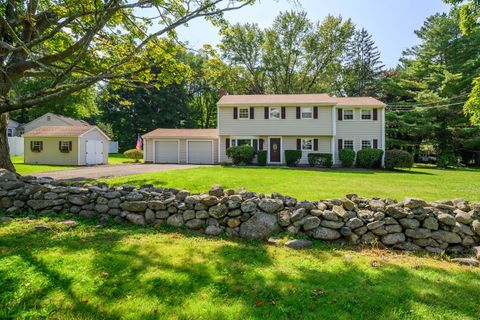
[385,149,414,170]
[356,148,384,168]
[257,150,267,166]
[124,149,143,162]
[339,149,355,167]
[226,145,256,165]
[308,153,333,168]
[284,150,302,166]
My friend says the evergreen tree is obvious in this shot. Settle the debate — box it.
[343,28,384,97]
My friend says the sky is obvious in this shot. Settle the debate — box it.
[166,0,450,68]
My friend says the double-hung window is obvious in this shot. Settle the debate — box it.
[269,107,281,119]
[361,140,372,149]
[361,109,372,120]
[301,138,313,151]
[31,141,43,152]
[343,140,354,150]
[60,141,71,153]
[343,109,354,120]
[301,107,313,119]
[239,107,249,119]
[7,128,13,137]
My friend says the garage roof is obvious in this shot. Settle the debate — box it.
[142,128,218,139]
[24,125,93,137]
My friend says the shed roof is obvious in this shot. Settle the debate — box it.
[24,125,94,137]
[142,128,218,139]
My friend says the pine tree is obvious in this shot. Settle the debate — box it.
[343,28,384,97]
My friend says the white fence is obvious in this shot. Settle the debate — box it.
[8,137,24,156]
[109,141,119,153]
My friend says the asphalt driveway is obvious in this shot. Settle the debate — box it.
[32,164,203,181]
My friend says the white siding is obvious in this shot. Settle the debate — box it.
[218,106,333,136]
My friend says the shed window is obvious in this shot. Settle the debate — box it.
[301,107,313,119]
[238,107,249,119]
[31,141,43,152]
[59,141,72,153]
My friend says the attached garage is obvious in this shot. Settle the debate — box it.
[142,128,219,164]
[154,140,179,163]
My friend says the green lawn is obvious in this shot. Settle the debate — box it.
[0,215,479,319]
[12,153,138,175]
[101,166,480,202]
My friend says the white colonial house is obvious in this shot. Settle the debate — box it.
[143,94,386,165]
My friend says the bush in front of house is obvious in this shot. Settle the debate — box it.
[284,150,302,166]
[308,153,333,168]
[384,149,414,170]
[226,145,256,165]
[124,149,143,162]
[257,150,267,166]
[436,152,457,169]
[356,148,384,168]
[339,149,355,167]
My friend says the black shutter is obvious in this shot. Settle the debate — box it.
[259,139,264,150]
[281,107,286,119]
[373,108,378,121]
[338,108,343,121]
[69,141,72,151]
[373,139,378,149]
[250,107,255,119]
[226,138,230,149]
[39,141,43,151]
[314,139,318,151]
[59,141,62,151]
[233,107,238,119]
[296,107,301,119]
[264,107,269,119]
[313,107,318,119]
[253,139,258,151]
[338,139,343,151]
[296,139,301,150]
[30,141,33,151]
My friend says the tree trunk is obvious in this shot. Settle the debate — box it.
[0,113,16,172]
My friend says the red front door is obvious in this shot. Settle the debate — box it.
[269,138,281,162]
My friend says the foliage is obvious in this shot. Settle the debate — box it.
[343,28,385,97]
[464,77,480,125]
[123,149,143,163]
[356,149,384,168]
[284,150,302,166]
[95,122,115,140]
[339,149,356,167]
[444,0,480,35]
[226,145,256,165]
[257,150,267,166]
[384,150,414,170]
[437,153,458,169]
[307,153,333,168]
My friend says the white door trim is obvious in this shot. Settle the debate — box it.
[186,139,214,164]
[267,136,283,164]
[153,139,180,163]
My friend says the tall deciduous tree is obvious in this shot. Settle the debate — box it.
[343,28,384,97]
[0,0,254,172]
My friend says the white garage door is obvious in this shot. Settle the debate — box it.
[86,140,104,165]
[154,140,179,163]
[188,141,213,164]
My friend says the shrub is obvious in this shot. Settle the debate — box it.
[384,150,414,170]
[356,148,384,168]
[124,149,143,162]
[284,150,302,166]
[257,150,267,166]
[339,149,355,167]
[308,153,333,168]
[436,153,457,169]
[226,145,256,165]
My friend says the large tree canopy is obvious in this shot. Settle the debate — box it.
[0,0,254,171]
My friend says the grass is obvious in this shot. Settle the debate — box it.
[101,165,480,202]
[12,153,139,175]
[0,215,479,319]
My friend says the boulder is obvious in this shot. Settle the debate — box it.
[405,228,432,239]
[121,201,147,212]
[399,218,420,229]
[346,217,364,229]
[382,233,406,245]
[285,239,313,249]
[258,198,284,213]
[68,195,90,206]
[454,209,473,225]
[473,220,480,236]
[145,209,156,224]
[209,184,224,197]
[385,204,407,219]
[321,220,344,229]
[239,212,280,239]
[451,258,479,267]
[290,208,306,222]
[342,199,355,211]
[205,225,223,236]
[166,214,184,227]
[241,200,257,213]
[422,217,439,230]
[369,199,385,211]
[277,210,291,227]
[27,199,56,210]
[200,195,219,207]
[186,219,204,230]
[431,230,462,243]
[473,246,480,260]
[332,205,348,219]
[208,204,228,219]
[367,220,385,230]
[385,224,402,233]
[437,213,456,226]
[404,198,427,209]
[227,218,241,228]
[303,216,321,231]
[309,227,341,240]
[148,200,167,211]
[126,213,146,225]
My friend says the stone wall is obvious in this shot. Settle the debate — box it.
[1,169,480,255]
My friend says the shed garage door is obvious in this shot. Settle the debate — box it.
[154,140,179,163]
[188,141,213,164]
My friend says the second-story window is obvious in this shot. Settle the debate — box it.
[301,107,313,119]
[239,107,249,119]
[343,109,354,120]
[269,107,281,119]
[361,109,372,120]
